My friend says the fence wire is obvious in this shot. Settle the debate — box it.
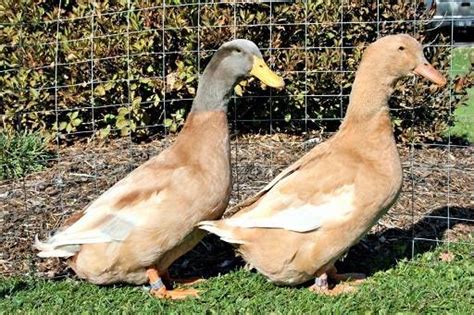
[1,1,473,277]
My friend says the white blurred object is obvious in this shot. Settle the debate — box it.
[425,0,474,27]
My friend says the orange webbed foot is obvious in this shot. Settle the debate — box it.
[150,287,200,300]
[309,268,366,296]
[309,272,332,295]
[170,277,205,286]
[309,282,358,296]
[146,267,200,300]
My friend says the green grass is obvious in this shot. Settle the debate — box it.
[449,87,474,143]
[1,242,472,314]
[0,131,51,180]
[447,47,473,143]
[449,47,473,78]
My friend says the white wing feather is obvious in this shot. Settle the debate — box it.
[35,174,164,257]
[226,185,355,233]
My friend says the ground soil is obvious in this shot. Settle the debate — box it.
[1,134,472,280]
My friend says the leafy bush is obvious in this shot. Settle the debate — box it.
[0,131,51,180]
[0,0,466,144]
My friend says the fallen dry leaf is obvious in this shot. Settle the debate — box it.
[439,252,455,262]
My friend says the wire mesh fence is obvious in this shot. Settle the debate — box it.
[0,1,472,277]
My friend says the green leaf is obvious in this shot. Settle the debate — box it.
[116,118,129,129]
[97,125,111,139]
[104,114,115,123]
[30,88,39,99]
[95,85,106,96]
[117,107,130,116]
[72,118,82,127]
[234,85,243,96]
[140,78,152,85]
[132,96,142,108]
[120,126,130,137]
[169,122,177,133]
[163,118,173,127]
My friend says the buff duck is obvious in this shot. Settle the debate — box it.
[35,39,285,299]
[199,34,446,294]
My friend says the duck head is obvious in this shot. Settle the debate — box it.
[210,39,285,89]
[363,34,447,86]
[193,39,284,112]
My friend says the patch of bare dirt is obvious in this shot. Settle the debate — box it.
[0,134,472,279]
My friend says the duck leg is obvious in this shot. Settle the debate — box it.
[146,267,199,300]
[309,266,366,296]
[309,272,331,294]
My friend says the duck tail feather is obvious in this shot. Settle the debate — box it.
[198,221,245,245]
[34,234,79,258]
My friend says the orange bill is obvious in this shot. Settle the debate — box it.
[250,56,285,89]
[413,62,447,86]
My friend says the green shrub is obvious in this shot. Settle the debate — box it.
[0,0,466,144]
[0,131,51,180]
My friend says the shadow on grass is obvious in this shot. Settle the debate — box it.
[38,206,472,285]
[337,206,473,275]
[171,206,473,280]
[0,278,30,298]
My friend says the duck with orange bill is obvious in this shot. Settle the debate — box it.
[35,39,285,300]
[199,34,446,295]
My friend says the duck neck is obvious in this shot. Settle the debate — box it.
[340,64,396,131]
[337,64,402,175]
[177,110,230,167]
[191,71,236,113]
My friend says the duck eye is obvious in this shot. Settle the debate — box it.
[398,46,405,51]
[235,48,242,53]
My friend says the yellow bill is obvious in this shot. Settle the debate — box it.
[250,56,285,89]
